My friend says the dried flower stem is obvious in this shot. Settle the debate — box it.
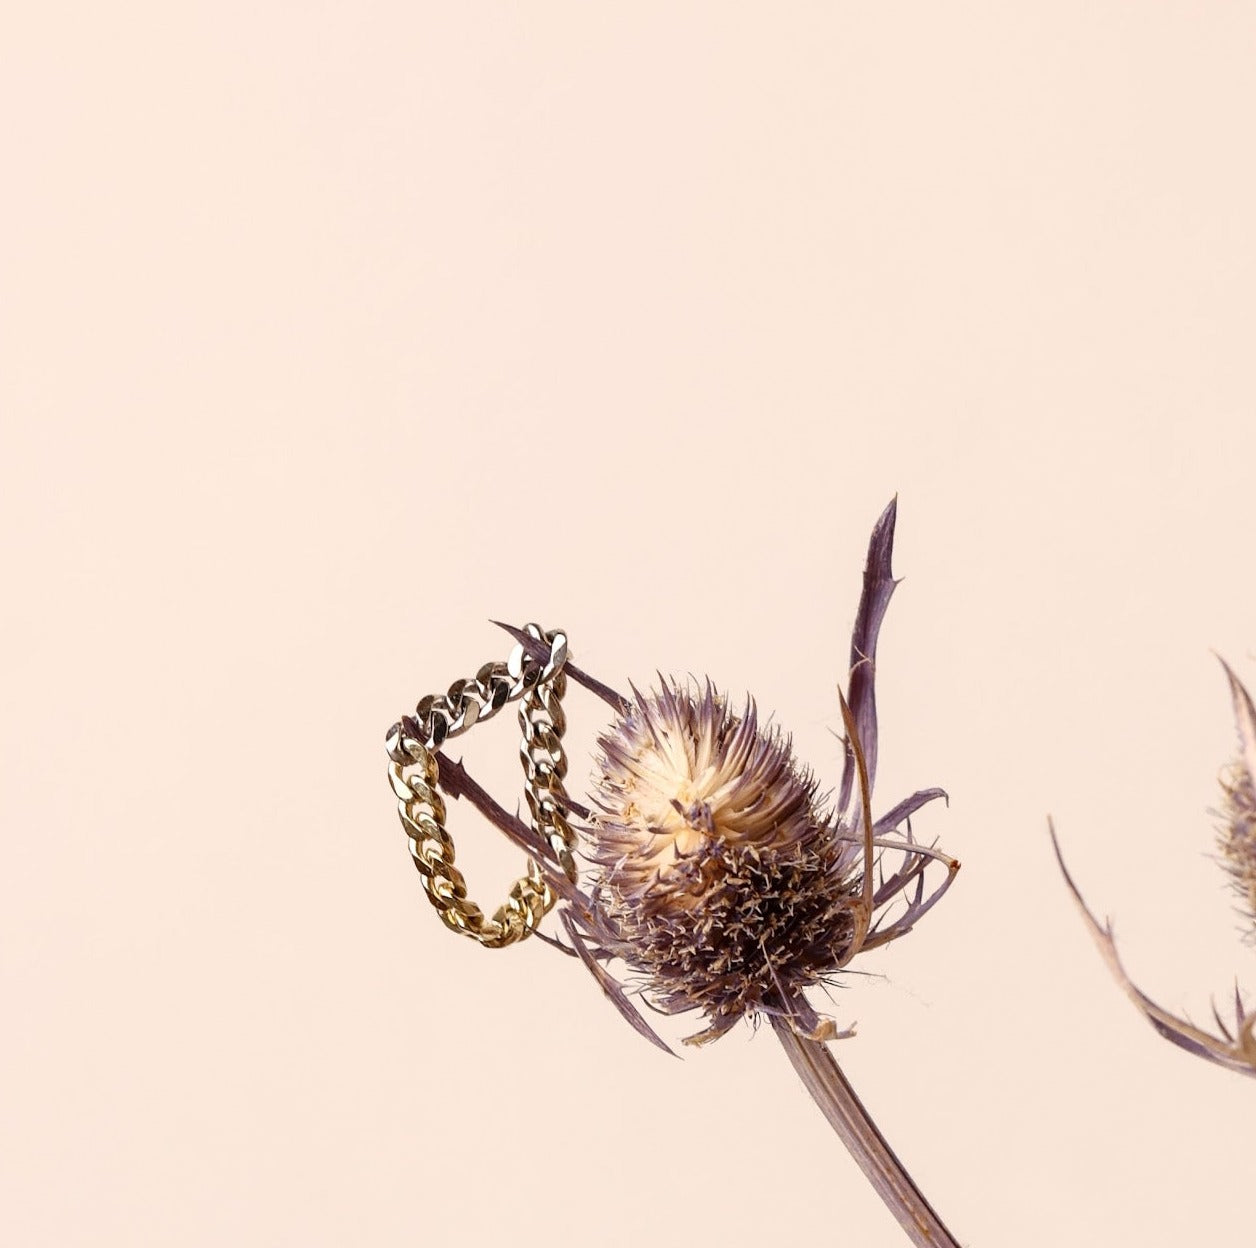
[773,1020,960,1248]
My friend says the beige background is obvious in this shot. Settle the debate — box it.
[4,5,1254,1246]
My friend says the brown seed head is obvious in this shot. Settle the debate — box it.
[586,679,862,1043]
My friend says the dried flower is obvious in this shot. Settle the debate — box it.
[519,499,960,1059]
[399,499,963,1246]
[585,680,862,1045]
[1051,658,1256,1078]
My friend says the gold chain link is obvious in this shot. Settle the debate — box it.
[385,625,577,948]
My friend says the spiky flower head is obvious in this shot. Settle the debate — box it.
[586,680,863,1044]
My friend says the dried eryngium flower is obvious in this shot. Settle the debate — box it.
[553,503,959,1057]
[586,680,861,1046]
[1052,658,1256,1078]
[391,500,962,1245]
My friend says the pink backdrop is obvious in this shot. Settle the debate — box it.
[4,6,1254,1245]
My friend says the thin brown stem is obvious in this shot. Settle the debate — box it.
[772,1018,961,1248]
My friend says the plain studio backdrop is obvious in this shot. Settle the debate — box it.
[3,6,1254,1246]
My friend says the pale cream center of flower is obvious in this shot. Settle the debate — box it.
[613,723,741,876]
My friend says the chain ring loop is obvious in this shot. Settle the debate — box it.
[386,624,577,948]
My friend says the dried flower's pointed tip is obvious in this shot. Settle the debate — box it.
[559,910,677,1058]
[1217,655,1256,781]
[867,497,899,575]
[493,619,630,713]
[489,618,529,646]
[1048,818,1114,946]
[838,499,903,818]
[490,618,551,670]
[1047,817,1074,894]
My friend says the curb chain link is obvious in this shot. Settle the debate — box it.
[385,624,577,948]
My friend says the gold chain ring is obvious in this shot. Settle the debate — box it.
[385,625,577,948]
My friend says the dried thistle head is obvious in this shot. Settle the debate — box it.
[585,680,865,1044]
[548,499,959,1051]
[1051,657,1256,1078]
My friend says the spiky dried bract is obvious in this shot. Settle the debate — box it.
[586,680,863,1043]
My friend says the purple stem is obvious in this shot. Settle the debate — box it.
[772,1018,961,1247]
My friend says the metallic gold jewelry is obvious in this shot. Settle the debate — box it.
[385,624,576,948]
